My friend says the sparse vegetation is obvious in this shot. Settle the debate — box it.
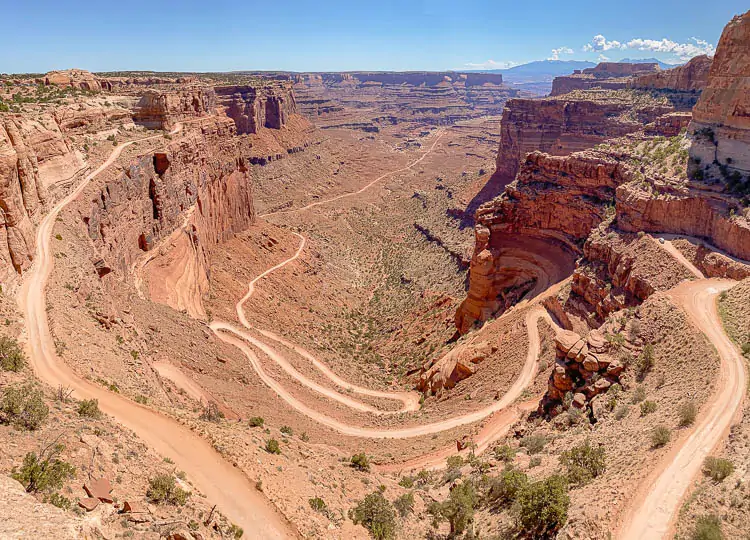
[486,468,528,510]
[309,496,327,513]
[0,336,25,372]
[640,400,657,416]
[559,440,606,486]
[702,457,734,482]
[636,343,655,379]
[520,433,546,454]
[350,491,396,540]
[679,401,698,427]
[351,452,371,472]
[77,398,101,419]
[651,426,671,448]
[248,416,264,427]
[200,402,224,423]
[12,443,75,493]
[393,492,414,517]
[494,444,515,463]
[280,425,294,436]
[1,383,49,430]
[514,475,570,537]
[146,474,189,505]
[428,479,478,536]
[690,514,724,540]
[265,439,281,455]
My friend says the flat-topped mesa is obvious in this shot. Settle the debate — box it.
[492,89,673,189]
[631,55,712,93]
[214,83,297,134]
[550,62,660,96]
[133,86,218,130]
[689,10,750,179]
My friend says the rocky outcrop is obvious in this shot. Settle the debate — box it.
[53,104,133,133]
[0,114,86,279]
[134,86,217,130]
[551,62,660,96]
[43,69,103,92]
[417,342,491,395]
[689,11,750,178]
[492,91,672,187]
[541,328,620,417]
[631,55,712,92]
[215,83,297,134]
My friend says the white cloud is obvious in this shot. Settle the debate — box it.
[625,36,715,60]
[598,54,610,62]
[548,47,574,61]
[583,34,626,52]
[463,59,520,70]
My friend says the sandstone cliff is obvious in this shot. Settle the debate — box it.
[550,62,660,96]
[134,86,218,130]
[631,55,712,92]
[215,83,297,134]
[689,10,750,178]
[0,114,85,279]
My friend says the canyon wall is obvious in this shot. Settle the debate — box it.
[689,11,750,177]
[134,86,218,130]
[0,115,85,280]
[631,55,712,92]
[214,83,297,134]
[551,62,660,96]
[492,91,671,188]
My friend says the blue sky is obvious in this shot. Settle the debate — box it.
[1,0,745,73]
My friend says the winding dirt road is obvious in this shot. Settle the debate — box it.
[619,241,748,539]
[17,125,298,539]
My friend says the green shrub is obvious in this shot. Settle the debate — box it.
[651,426,671,448]
[614,405,630,420]
[45,492,72,510]
[1,384,49,430]
[515,475,569,536]
[636,344,655,379]
[632,384,646,404]
[12,444,75,493]
[398,476,414,489]
[227,524,244,539]
[393,492,414,517]
[446,455,464,470]
[349,491,396,540]
[77,398,101,419]
[703,457,734,482]
[309,497,327,512]
[691,514,724,540]
[351,453,371,472]
[520,434,546,455]
[559,440,606,486]
[248,416,264,427]
[0,337,25,372]
[679,401,698,427]
[200,402,224,423]
[428,480,477,536]
[280,425,293,436]
[486,469,528,510]
[494,444,515,463]
[640,400,657,416]
[265,439,281,455]
[146,474,189,505]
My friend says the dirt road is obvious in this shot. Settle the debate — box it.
[618,240,748,539]
[17,125,299,539]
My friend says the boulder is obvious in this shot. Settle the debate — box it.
[78,498,99,512]
[84,477,113,503]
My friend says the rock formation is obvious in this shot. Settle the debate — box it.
[43,69,103,92]
[631,55,712,93]
[134,86,218,129]
[550,62,660,96]
[689,10,750,178]
[215,83,297,134]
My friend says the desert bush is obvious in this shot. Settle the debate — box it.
[494,444,515,463]
[393,492,414,517]
[351,452,371,472]
[636,344,656,379]
[45,492,72,510]
[77,398,101,419]
[679,401,698,426]
[248,416,264,427]
[200,402,224,423]
[486,469,528,510]
[640,400,657,416]
[428,480,477,536]
[529,456,541,468]
[309,497,327,513]
[520,434,546,454]
[691,514,724,540]
[651,426,671,448]
[350,491,396,540]
[703,457,734,482]
[446,455,464,470]
[147,474,189,505]
[1,384,49,430]
[0,336,25,372]
[632,384,646,404]
[398,476,414,488]
[559,440,606,486]
[265,439,281,455]
[227,524,244,539]
[514,475,569,537]
[280,425,293,436]
[12,443,75,493]
[614,405,630,420]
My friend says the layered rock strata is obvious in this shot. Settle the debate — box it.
[215,83,297,134]
[134,86,218,130]
[550,62,660,96]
